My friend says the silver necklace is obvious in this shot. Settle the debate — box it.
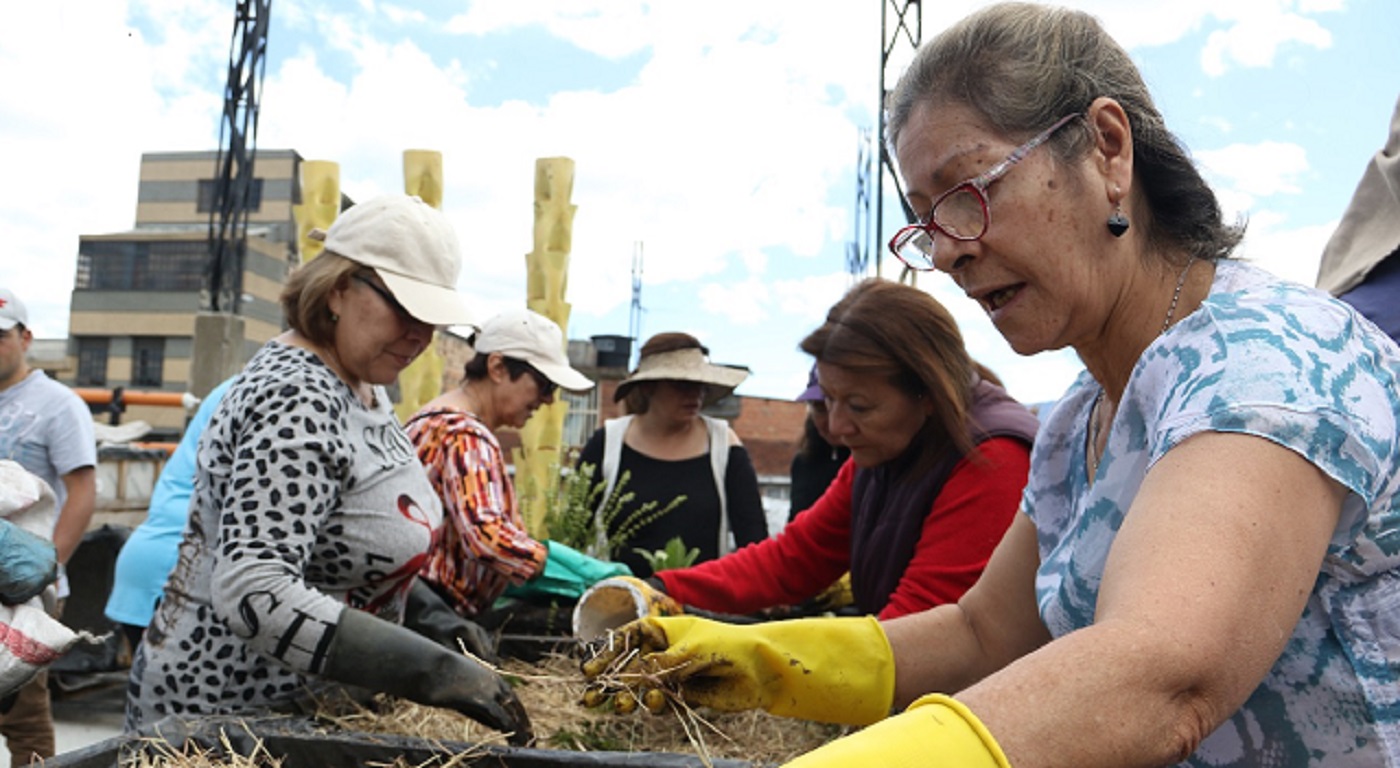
[1088,257,1197,478]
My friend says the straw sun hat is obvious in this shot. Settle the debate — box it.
[613,346,749,407]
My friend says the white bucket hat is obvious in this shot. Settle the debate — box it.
[614,346,749,406]
[311,194,477,328]
[474,308,594,392]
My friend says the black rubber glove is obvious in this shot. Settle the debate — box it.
[322,607,533,746]
[403,580,500,665]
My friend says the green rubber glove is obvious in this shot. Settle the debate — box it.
[783,694,1011,767]
[503,541,632,602]
[582,614,894,726]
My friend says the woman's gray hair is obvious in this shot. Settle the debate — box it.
[887,2,1243,262]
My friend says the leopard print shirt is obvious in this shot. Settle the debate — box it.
[125,341,442,730]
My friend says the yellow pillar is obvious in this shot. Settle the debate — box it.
[394,150,448,423]
[515,157,577,537]
[292,160,340,264]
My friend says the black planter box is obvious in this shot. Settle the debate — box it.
[49,714,764,768]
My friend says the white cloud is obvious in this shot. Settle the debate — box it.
[0,0,1382,406]
[1235,210,1335,288]
[698,279,773,326]
[1200,9,1332,76]
[1195,140,1308,199]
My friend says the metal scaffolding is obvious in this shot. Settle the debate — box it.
[204,0,272,314]
[878,0,921,281]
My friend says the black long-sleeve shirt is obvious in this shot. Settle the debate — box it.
[577,430,768,578]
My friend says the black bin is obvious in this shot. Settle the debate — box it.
[590,335,633,369]
[48,715,767,768]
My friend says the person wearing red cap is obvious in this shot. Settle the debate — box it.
[0,286,96,765]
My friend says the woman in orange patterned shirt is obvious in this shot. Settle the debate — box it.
[406,309,595,621]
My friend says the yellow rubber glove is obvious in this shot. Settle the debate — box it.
[783,694,1010,767]
[582,615,894,726]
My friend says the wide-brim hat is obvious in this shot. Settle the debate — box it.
[613,347,749,407]
[311,194,478,329]
[474,308,594,392]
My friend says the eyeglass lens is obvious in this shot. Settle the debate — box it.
[532,369,557,398]
[355,275,412,320]
[896,188,987,269]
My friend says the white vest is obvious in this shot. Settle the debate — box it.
[592,414,732,558]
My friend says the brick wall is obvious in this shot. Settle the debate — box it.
[729,396,807,478]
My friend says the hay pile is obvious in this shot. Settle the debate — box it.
[116,654,849,766]
[322,654,849,765]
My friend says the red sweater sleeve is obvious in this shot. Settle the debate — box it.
[658,459,858,614]
[877,436,1030,619]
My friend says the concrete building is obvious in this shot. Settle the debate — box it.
[65,150,319,438]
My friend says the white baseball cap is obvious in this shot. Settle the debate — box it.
[0,288,28,331]
[474,309,594,392]
[311,194,477,328]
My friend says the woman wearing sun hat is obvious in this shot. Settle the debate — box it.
[575,332,768,578]
[406,308,628,633]
[125,194,531,744]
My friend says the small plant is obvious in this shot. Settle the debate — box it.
[633,536,700,573]
[539,461,686,561]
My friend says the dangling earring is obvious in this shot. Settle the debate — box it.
[1107,204,1130,237]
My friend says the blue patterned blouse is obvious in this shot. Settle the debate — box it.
[1029,259,1399,766]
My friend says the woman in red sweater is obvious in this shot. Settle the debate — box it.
[654,278,1037,620]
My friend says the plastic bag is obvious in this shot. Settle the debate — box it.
[0,460,83,697]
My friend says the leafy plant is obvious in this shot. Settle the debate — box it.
[633,536,700,573]
[539,461,687,561]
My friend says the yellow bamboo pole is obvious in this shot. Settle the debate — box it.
[395,150,449,423]
[292,160,340,264]
[515,157,577,537]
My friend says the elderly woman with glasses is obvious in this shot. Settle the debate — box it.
[126,195,531,744]
[583,4,1400,767]
[405,308,617,633]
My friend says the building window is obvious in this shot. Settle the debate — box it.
[197,178,264,213]
[76,337,109,387]
[561,387,600,456]
[76,241,208,291]
[132,338,164,387]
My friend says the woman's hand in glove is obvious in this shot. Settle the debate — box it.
[580,614,895,726]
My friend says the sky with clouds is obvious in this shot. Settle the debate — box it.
[2,0,1397,406]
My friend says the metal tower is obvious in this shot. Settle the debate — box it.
[204,0,272,314]
[846,126,874,282]
[628,241,645,367]
[879,0,921,281]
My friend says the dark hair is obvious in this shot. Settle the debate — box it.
[623,332,707,415]
[886,2,1243,264]
[279,252,362,346]
[796,410,838,461]
[800,278,982,468]
[462,352,533,384]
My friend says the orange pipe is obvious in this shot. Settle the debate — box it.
[131,442,178,455]
[75,389,189,407]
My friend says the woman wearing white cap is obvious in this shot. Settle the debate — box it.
[405,308,621,627]
[576,332,768,578]
[125,195,531,744]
